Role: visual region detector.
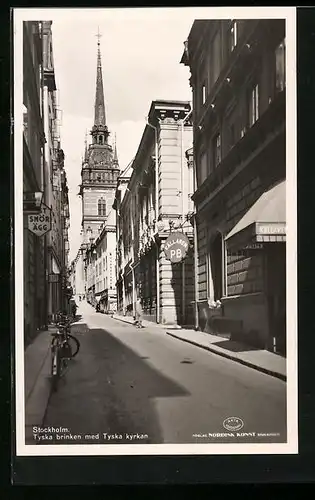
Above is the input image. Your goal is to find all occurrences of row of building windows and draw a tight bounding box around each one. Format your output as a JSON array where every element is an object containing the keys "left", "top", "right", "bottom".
[
  {"left": 95, "top": 253, "right": 114, "bottom": 277},
  {"left": 199, "top": 27, "right": 285, "bottom": 111},
  {"left": 199, "top": 20, "right": 242, "bottom": 108},
  {"left": 84, "top": 170, "right": 116, "bottom": 183},
  {"left": 198, "top": 38, "right": 285, "bottom": 186}
]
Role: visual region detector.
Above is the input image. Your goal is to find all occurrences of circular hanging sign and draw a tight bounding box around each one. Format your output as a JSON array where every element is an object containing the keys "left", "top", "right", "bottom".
[{"left": 164, "top": 231, "right": 190, "bottom": 263}]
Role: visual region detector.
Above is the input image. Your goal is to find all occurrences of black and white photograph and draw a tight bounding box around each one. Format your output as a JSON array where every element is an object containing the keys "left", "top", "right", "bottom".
[{"left": 13, "top": 7, "right": 297, "bottom": 457}]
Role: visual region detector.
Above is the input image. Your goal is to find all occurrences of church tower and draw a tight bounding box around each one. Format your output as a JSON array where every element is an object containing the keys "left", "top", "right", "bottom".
[{"left": 79, "top": 31, "right": 120, "bottom": 245}]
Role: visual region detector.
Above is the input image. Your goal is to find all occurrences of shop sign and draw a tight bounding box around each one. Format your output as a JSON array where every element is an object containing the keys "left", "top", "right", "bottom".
[
  {"left": 244, "top": 243, "right": 263, "bottom": 250},
  {"left": 257, "top": 223, "right": 286, "bottom": 235},
  {"left": 28, "top": 204, "right": 52, "bottom": 236},
  {"left": 48, "top": 273, "right": 59, "bottom": 283},
  {"left": 164, "top": 231, "right": 190, "bottom": 263}
]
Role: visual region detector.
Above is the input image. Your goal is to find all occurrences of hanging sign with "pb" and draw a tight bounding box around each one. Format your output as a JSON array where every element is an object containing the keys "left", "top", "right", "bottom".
[
  {"left": 164, "top": 231, "right": 190, "bottom": 263},
  {"left": 27, "top": 203, "right": 52, "bottom": 237}
]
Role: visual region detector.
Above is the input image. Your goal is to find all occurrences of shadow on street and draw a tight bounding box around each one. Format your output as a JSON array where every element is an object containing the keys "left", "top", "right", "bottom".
[
  {"left": 212, "top": 340, "right": 260, "bottom": 353},
  {"left": 41, "top": 325, "right": 190, "bottom": 444}
]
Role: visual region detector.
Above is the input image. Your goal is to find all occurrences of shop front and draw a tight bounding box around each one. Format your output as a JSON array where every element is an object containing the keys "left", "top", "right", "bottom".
[
  {"left": 97, "top": 289, "right": 118, "bottom": 314},
  {"left": 224, "top": 180, "right": 286, "bottom": 355}
]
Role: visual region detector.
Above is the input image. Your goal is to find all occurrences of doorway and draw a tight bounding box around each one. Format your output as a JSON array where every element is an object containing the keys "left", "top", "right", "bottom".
[
  {"left": 266, "top": 244, "right": 286, "bottom": 356},
  {"left": 210, "top": 232, "right": 223, "bottom": 301}
]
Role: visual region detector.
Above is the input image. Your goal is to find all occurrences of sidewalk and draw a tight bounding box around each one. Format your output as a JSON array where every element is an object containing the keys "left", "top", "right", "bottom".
[
  {"left": 24, "top": 326, "right": 55, "bottom": 442},
  {"left": 24, "top": 315, "right": 89, "bottom": 443},
  {"left": 112, "top": 313, "right": 182, "bottom": 329},
  {"left": 113, "top": 314, "right": 286, "bottom": 381}
]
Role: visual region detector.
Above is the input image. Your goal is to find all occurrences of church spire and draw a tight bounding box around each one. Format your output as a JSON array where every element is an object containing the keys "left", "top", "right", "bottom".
[
  {"left": 113, "top": 133, "right": 119, "bottom": 167},
  {"left": 91, "top": 27, "right": 109, "bottom": 145}
]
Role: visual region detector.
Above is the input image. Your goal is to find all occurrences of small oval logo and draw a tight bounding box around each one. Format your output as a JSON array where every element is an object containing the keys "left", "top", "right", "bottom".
[{"left": 223, "top": 417, "right": 244, "bottom": 432}]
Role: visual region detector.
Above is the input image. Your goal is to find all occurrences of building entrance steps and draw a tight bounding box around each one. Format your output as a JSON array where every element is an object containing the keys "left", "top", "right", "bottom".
[{"left": 113, "top": 314, "right": 287, "bottom": 381}]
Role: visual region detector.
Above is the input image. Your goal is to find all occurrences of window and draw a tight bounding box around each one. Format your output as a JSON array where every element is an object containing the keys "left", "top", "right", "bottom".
[
  {"left": 227, "top": 105, "right": 238, "bottom": 149},
  {"left": 249, "top": 83, "right": 259, "bottom": 127},
  {"left": 202, "top": 84, "right": 207, "bottom": 105},
  {"left": 211, "top": 30, "right": 221, "bottom": 87},
  {"left": 23, "top": 103, "right": 28, "bottom": 139},
  {"left": 212, "top": 132, "right": 221, "bottom": 170},
  {"left": 199, "top": 151, "right": 208, "bottom": 185},
  {"left": 228, "top": 123, "right": 236, "bottom": 149},
  {"left": 275, "top": 39, "right": 285, "bottom": 92},
  {"left": 98, "top": 198, "right": 106, "bottom": 216},
  {"left": 229, "top": 21, "right": 238, "bottom": 52}
]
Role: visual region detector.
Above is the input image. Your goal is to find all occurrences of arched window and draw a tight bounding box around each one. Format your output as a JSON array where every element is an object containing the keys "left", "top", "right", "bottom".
[
  {"left": 98, "top": 198, "right": 106, "bottom": 216},
  {"left": 99, "top": 135, "right": 103, "bottom": 145}
]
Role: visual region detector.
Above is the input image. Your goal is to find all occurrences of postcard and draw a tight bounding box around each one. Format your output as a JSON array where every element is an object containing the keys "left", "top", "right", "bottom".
[{"left": 13, "top": 6, "right": 297, "bottom": 460}]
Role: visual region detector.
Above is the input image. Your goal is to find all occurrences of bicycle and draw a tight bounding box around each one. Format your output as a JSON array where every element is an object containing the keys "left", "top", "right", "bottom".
[{"left": 50, "top": 314, "right": 80, "bottom": 392}]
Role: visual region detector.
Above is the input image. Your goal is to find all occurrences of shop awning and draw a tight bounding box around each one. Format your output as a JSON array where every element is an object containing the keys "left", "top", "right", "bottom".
[{"left": 225, "top": 180, "right": 286, "bottom": 252}]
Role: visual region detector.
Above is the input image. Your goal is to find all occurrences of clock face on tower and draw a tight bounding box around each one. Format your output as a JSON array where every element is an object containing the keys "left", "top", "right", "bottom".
[{"left": 90, "top": 148, "right": 112, "bottom": 167}]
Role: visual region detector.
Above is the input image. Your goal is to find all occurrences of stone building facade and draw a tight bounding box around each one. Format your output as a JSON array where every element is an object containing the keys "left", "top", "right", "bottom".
[
  {"left": 23, "top": 21, "right": 70, "bottom": 344},
  {"left": 70, "top": 247, "right": 85, "bottom": 300},
  {"left": 113, "top": 161, "right": 133, "bottom": 314},
  {"left": 114, "top": 100, "right": 194, "bottom": 326},
  {"left": 42, "top": 21, "right": 70, "bottom": 320},
  {"left": 181, "top": 19, "right": 286, "bottom": 354},
  {"left": 23, "top": 21, "right": 46, "bottom": 345}
]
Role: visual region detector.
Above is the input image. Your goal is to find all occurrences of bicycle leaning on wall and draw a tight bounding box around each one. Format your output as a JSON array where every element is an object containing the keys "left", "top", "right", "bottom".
[{"left": 50, "top": 312, "right": 80, "bottom": 392}]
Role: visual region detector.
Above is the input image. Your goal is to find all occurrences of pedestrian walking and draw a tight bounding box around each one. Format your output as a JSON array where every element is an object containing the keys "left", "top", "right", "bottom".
[
  {"left": 135, "top": 298, "right": 144, "bottom": 328},
  {"left": 71, "top": 301, "right": 77, "bottom": 319}
]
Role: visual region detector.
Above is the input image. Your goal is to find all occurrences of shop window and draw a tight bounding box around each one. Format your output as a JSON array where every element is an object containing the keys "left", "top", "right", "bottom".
[
  {"left": 248, "top": 83, "right": 259, "bottom": 127},
  {"left": 275, "top": 39, "right": 286, "bottom": 93}
]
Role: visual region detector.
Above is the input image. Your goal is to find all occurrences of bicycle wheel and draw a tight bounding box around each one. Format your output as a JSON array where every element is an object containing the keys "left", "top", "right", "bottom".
[
  {"left": 59, "top": 355, "right": 70, "bottom": 379},
  {"left": 51, "top": 347, "right": 60, "bottom": 392},
  {"left": 67, "top": 333, "right": 80, "bottom": 358}
]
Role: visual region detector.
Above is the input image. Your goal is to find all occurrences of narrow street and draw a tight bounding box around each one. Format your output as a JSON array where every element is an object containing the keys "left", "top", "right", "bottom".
[{"left": 37, "top": 302, "right": 287, "bottom": 445}]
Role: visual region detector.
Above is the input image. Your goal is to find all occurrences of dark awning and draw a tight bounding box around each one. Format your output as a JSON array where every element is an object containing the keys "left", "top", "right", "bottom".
[{"left": 225, "top": 180, "right": 286, "bottom": 252}]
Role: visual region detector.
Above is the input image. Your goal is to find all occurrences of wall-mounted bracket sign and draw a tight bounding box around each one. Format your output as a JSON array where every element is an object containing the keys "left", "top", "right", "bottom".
[
  {"left": 164, "top": 231, "right": 190, "bottom": 263},
  {"left": 27, "top": 203, "right": 52, "bottom": 236}
]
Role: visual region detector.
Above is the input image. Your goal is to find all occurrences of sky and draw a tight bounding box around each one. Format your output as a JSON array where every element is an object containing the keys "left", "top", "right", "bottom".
[{"left": 48, "top": 8, "right": 210, "bottom": 263}]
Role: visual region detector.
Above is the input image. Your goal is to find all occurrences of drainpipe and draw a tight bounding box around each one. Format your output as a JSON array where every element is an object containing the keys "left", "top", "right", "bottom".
[
  {"left": 146, "top": 119, "right": 160, "bottom": 324},
  {"left": 180, "top": 108, "right": 192, "bottom": 326},
  {"left": 192, "top": 152, "right": 199, "bottom": 330},
  {"left": 129, "top": 191, "right": 136, "bottom": 318}
]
